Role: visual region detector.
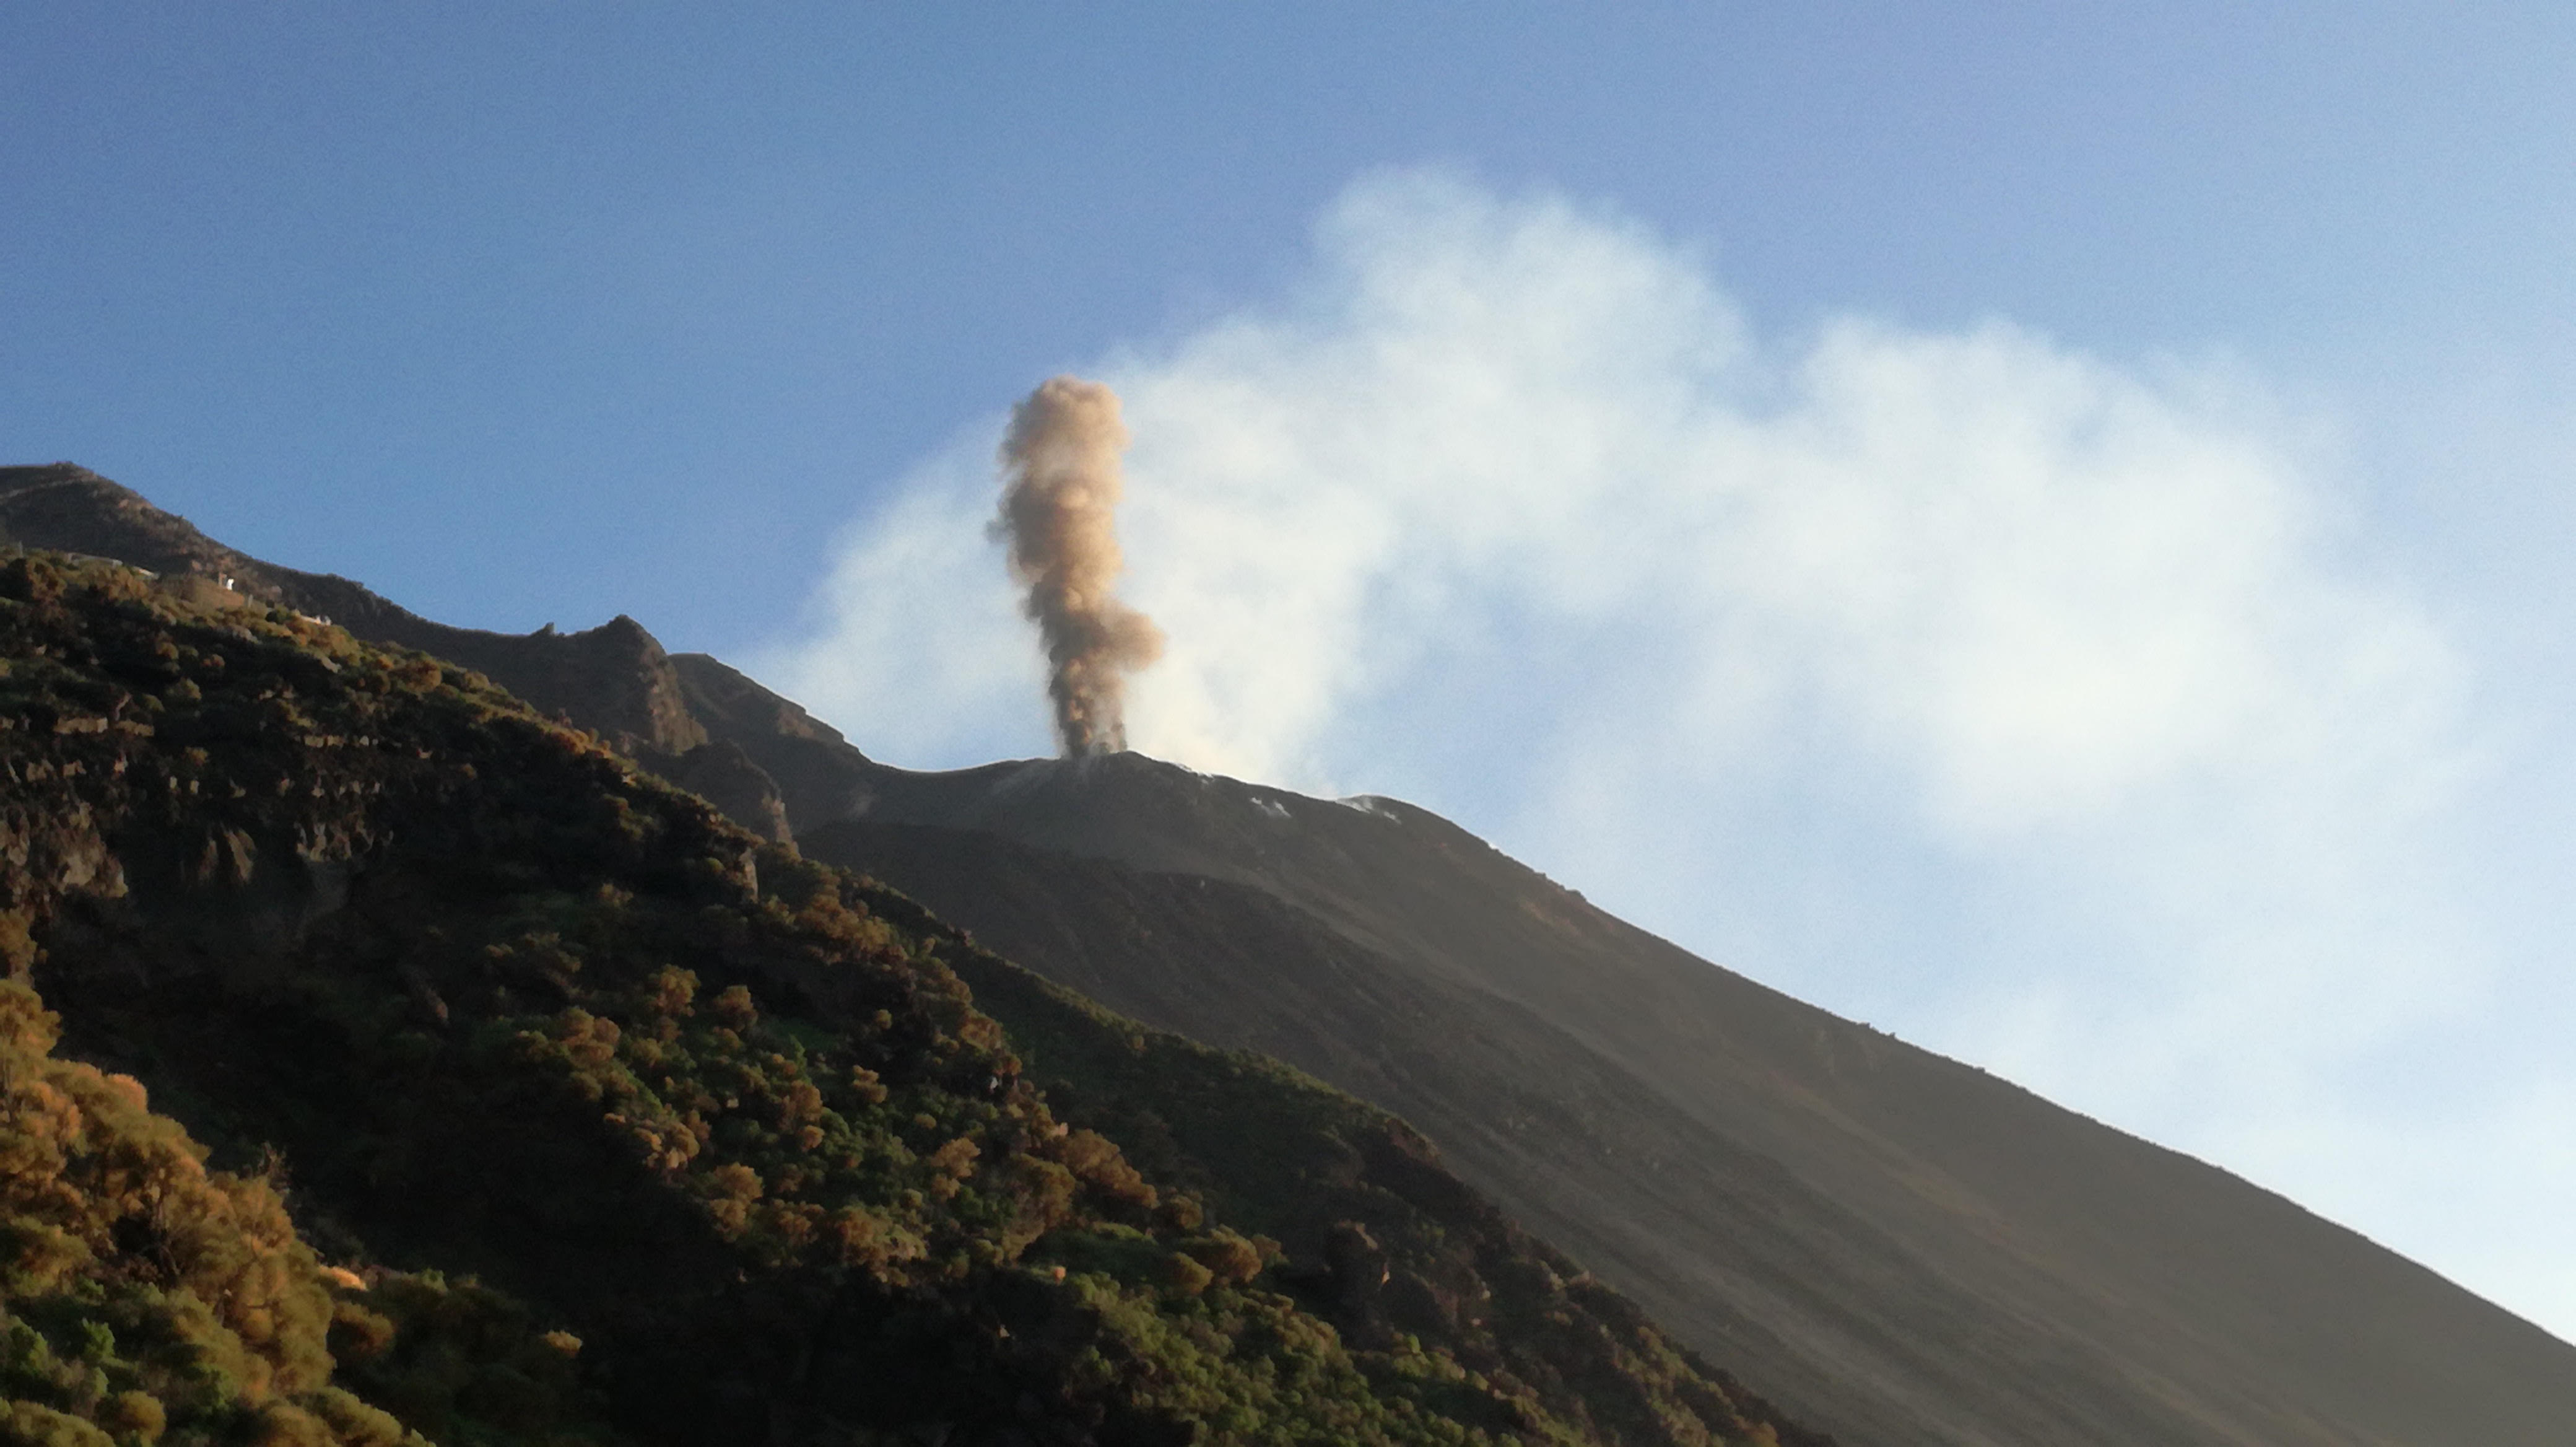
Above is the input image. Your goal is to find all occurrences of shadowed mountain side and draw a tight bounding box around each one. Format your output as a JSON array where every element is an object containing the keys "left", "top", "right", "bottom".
[
  {"left": 668, "top": 652, "right": 882, "bottom": 834},
  {"left": 806, "top": 756, "right": 2576, "bottom": 1447}
]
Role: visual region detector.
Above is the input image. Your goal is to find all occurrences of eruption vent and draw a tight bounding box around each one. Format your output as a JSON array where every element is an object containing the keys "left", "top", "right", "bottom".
[{"left": 995, "top": 376, "right": 1164, "bottom": 756}]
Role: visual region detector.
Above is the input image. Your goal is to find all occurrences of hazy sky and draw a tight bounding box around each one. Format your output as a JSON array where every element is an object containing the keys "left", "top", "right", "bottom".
[{"left": 11, "top": 6, "right": 2576, "bottom": 1340}]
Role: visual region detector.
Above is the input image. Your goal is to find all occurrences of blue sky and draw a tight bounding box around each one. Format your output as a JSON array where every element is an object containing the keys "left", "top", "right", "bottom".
[
  {"left": 11, "top": 5, "right": 2576, "bottom": 1338},
  {"left": 12, "top": 4, "right": 2573, "bottom": 651}
]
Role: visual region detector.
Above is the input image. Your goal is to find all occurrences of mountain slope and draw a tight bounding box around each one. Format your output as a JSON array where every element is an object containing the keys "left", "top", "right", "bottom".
[
  {"left": 0, "top": 547, "right": 1820, "bottom": 1445},
  {"left": 18, "top": 463, "right": 2576, "bottom": 1444},
  {"left": 799, "top": 753, "right": 2576, "bottom": 1447}
]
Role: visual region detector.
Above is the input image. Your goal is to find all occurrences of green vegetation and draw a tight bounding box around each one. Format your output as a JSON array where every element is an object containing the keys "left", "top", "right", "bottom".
[
  {"left": 0, "top": 976, "right": 614, "bottom": 1447},
  {"left": 0, "top": 551, "right": 1821, "bottom": 1446}
]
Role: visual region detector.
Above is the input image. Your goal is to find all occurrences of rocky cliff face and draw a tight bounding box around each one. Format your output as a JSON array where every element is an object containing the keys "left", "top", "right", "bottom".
[{"left": 666, "top": 652, "right": 881, "bottom": 836}]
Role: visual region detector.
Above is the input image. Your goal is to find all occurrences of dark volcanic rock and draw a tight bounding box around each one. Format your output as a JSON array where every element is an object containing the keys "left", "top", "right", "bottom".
[
  {"left": 668, "top": 652, "right": 879, "bottom": 834},
  {"left": 656, "top": 738, "right": 794, "bottom": 843}
]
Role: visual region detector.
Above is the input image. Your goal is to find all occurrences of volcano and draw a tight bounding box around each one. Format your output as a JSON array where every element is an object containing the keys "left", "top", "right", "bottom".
[{"left": 9, "top": 460, "right": 2576, "bottom": 1446}]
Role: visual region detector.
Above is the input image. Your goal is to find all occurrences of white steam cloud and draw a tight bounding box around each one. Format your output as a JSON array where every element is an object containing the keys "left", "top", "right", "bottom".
[{"left": 759, "top": 172, "right": 2576, "bottom": 1337}]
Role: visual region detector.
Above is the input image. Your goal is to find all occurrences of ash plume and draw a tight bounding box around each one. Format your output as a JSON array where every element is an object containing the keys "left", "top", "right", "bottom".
[{"left": 995, "top": 375, "right": 1164, "bottom": 756}]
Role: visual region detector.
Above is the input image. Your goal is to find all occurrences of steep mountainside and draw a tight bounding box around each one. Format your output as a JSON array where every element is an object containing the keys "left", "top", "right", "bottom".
[
  {"left": 666, "top": 653, "right": 880, "bottom": 837},
  {"left": 799, "top": 754, "right": 2576, "bottom": 1447},
  {"left": 0, "top": 549, "right": 1821, "bottom": 1445}
]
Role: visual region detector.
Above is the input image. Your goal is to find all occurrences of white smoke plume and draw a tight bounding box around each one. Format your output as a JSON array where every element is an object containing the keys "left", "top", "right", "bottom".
[
  {"left": 755, "top": 172, "right": 2576, "bottom": 1339},
  {"left": 993, "top": 376, "right": 1164, "bottom": 755}
]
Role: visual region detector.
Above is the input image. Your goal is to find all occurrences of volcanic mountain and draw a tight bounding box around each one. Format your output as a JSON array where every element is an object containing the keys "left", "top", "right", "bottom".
[
  {"left": 9, "top": 461, "right": 2576, "bottom": 1445},
  {"left": 0, "top": 473, "right": 1824, "bottom": 1444}
]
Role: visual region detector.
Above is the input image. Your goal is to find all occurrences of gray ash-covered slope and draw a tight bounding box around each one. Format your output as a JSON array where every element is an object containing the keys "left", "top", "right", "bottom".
[{"left": 800, "top": 753, "right": 2576, "bottom": 1447}]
